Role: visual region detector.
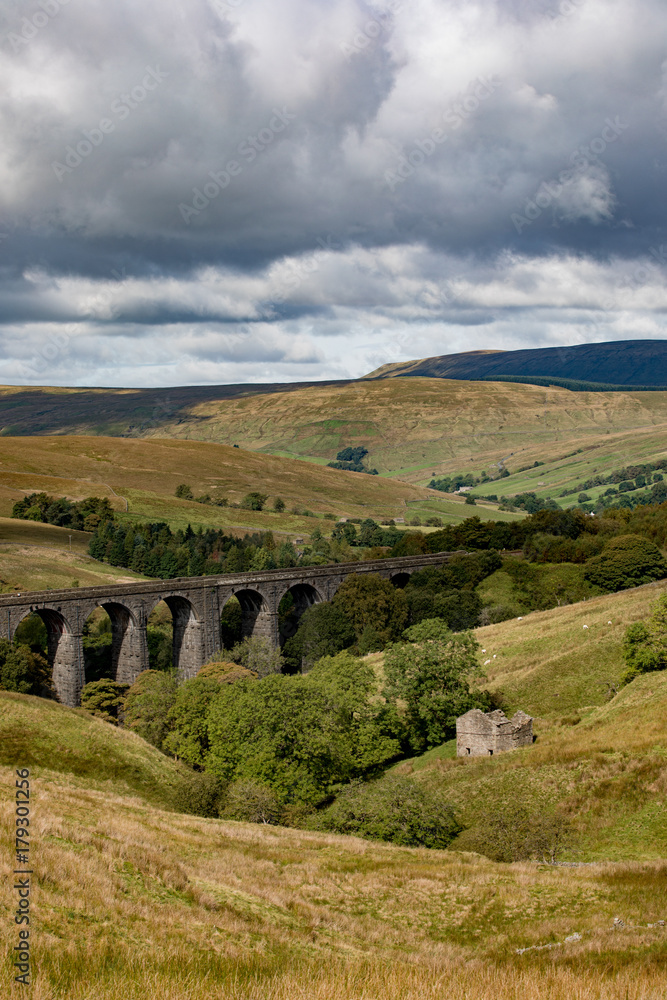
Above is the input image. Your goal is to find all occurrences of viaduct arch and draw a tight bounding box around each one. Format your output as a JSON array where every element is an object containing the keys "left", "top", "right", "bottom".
[{"left": 0, "top": 551, "right": 462, "bottom": 707}]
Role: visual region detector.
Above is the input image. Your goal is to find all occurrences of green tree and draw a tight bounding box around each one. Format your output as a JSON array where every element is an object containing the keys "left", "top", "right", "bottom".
[
  {"left": 621, "top": 593, "right": 667, "bottom": 685},
  {"left": 273, "top": 497, "right": 286, "bottom": 512},
  {"left": 241, "top": 492, "right": 268, "bottom": 511},
  {"left": 584, "top": 534, "right": 667, "bottom": 592},
  {"left": 80, "top": 679, "right": 127, "bottom": 723},
  {"left": 175, "top": 484, "right": 194, "bottom": 499},
  {"left": 227, "top": 636, "right": 283, "bottom": 677},
  {"left": 282, "top": 602, "right": 355, "bottom": 672},
  {"left": 383, "top": 619, "right": 484, "bottom": 753},
  {"left": 0, "top": 639, "right": 52, "bottom": 696},
  {"left": 123, "top": 670, "right": 178, "bottom": 750},
  {"left": 332, "top": 573, "right": 408, "bottom": 647}
]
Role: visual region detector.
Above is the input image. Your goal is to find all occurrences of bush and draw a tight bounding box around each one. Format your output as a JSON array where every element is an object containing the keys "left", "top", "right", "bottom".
[
  {"left": 175, "top": 484, "right": 194, "bottom": 499},
  {"left": 221, "top": 780, "right": 282, "bottom": 824},
  {"left": 315, "top": 775, "right": 462, "bottom": 848},
  {"left": 174, "top": 769, "right": 225, "bottom": 818},
  {"left": 455, "top": 804, "right": 573, "bottom": 863},
  {"left": 273, "top": 497, "right": 286, "bottom": 512},
  {"left": 584, "top": 534, "right": 667, "bottom": 592}
]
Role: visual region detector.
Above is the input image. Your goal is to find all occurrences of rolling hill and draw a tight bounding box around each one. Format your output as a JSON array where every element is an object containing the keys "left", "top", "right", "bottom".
[
  {"left": 364, "top": 339, "right": 667, "bottom": 387},
  {"left": 2, "top": 581, "right": 667, "bottom": 997},
  {"left": 3, "top": 379, "right": 667, "bottom": 493}
]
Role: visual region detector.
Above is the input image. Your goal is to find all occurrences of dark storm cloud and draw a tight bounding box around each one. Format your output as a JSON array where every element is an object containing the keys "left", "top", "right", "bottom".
[{"left": 0, "top": 0, "right": 666, "bottom": 385}]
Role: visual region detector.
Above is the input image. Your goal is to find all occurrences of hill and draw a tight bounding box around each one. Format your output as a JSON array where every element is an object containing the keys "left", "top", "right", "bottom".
[
  {"left": 0, "top": 434, "right": 524, "bottom": 537},
  {"left": 382, "top": 580, "right": 667, "bottom": 863},
  {"left": 3, "top": 379, "right": 667, "bottom": 492},
  {"left": 364, "top": 340, "right": 667, "bottom": 387},
  {"left": 1, "top": 688, "right": 665, "bottom": 998}
]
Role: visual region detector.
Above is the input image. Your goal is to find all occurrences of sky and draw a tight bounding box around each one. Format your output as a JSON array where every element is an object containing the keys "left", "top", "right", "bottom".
[{"left": 0, "top": 0, "right": 666, "bottom": 387}]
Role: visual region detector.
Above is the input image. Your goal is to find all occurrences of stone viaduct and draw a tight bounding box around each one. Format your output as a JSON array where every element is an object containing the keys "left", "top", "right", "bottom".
[{"left": 0, "top": 551, "right": 464, "bottom": 707}]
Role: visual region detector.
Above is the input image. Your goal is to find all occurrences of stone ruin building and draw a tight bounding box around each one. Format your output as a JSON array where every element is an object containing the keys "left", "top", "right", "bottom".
[{"left": 456, "top": 708, "right": 533, "bottom": 757}]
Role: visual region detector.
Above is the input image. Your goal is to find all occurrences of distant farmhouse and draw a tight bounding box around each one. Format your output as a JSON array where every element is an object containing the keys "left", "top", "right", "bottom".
[{"left": 456, "top": 709, "right": 533, "bottom": 757}]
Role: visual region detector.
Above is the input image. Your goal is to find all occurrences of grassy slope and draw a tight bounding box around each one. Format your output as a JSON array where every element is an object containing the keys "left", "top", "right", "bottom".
[
  {"left": 0, "top": 434, "right": 525, "bottom": 534},
  {"left": 1, "top": 694, "right": 666, "bottom": 998},
  {"left": 2, "top": 379, "right": 667, "bottom": 492},
  {"left": 0, "top": 517, "right": 149, "bottom": 593},
  {"left": 389, "top": 581, "right": 667, "bottom": 863}
]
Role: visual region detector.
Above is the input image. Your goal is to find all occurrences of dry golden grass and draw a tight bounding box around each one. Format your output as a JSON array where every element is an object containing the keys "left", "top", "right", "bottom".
[{"left": 1, "top": 762, "right": 666, "bottom": 999}]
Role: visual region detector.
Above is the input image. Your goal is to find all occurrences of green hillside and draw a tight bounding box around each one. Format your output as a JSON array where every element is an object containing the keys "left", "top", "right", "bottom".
[
  {"left": 1, "top": 683, "right": 666, "bottom": 999},
  {"left": 386, "top": 581, "right": 667, "bottom": 863}
]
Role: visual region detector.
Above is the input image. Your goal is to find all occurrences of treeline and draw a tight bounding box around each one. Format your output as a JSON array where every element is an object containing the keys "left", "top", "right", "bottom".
[{"left": 12, "top": 493, "right": 115, "bottom": 531}]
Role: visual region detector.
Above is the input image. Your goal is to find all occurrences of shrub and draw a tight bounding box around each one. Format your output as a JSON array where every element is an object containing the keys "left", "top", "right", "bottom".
[
  {"left": 315, "top": 775, "right": 462, "bottom": 848},
  {"left": 455, "top": 804, "right": 573, "bottom": 863},
  {"left": 273, "top": 497, "right": 286, "bottom": 512},
  {"left": 584, "top": 534, "right": 667, "bottom": 592},
  {"left": 175, "top": 484, "right": 194, "bottom": 499},
  {"left": 174, "top": 769, "right": 225, "bottom": 818},
  {"left": 221, "top": 780, "right": 282, "bottom": 824}
]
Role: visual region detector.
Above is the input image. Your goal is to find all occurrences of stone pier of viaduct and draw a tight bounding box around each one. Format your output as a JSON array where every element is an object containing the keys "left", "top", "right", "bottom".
[{"left": 0, "top": 551, "right": 463, "bottom": 707}]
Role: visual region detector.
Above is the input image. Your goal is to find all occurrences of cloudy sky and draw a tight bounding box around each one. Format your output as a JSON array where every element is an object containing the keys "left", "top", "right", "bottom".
[{"left": 0, "top": 0, "right": 666, "bottom": 387}]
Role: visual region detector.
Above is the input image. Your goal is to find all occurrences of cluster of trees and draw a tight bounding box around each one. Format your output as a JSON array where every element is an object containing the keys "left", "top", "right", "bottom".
[
  {"left": 80, "top": 618, "right": 489, "bottom": 847},
  {"left": 282, "top": 558, "right": 500, "bottom": 670},
  {"left": 560, "top": 459, "right": 667, "bottom": 496},
  {"left": 11, "top": 493, "right": 114, "bottom": 532},
  {"left": 327, "top": 446, "right": 378, "bottom": 475},
  {"left": 0, "top": 636, "right": 51, "bottom": 696},
  {"left": 175, "top": 485, "right": 288, "bottom": 512},
  {"left": 496, "top": 491, "right": 560, "bottom": 514},
  {"left": 88, "top": 520, "right": 309, "bottom": 578}
]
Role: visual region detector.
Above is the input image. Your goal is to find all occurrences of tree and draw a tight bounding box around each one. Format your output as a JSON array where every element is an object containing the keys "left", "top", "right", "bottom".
[
  {"left": 175, "top": 484, "right": 194, "bottom": 499},
  {"left": 227, "top": 636, "right": 283, "bottom": 677},
  {"left": 0, "top": 639, "right": 52, "bottom": 696},
  {"left": 241, "top": 492, "right": 268, "bottom": 511},
  {"left": 332, "top": 573, "right": 408, "bottom": 646},
  {"left": 621, "top": 594, "right": 667, "bottom": 685},
  {"left": 80, "top": 679, "right": 127, "bottom": 723},
  {"left": 282, "top": 602, "right": 356, "bottom": 672},
  {"left": 123, "top": 670, "right": 178, "bottom": 749},
  {"left": 383, "top": 619, "right": 484, "bottom": 752},
  {"left": 273, "top": 497, "right": 286, "bottom": 512},
  {"left": 584, "top": 534, "right": 667, "bottom": 592},
  {"left": 315, "top": 775, "right": 462, "bottom": 848}
]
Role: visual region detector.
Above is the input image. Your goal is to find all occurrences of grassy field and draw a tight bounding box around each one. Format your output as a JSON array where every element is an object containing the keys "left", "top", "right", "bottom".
[
  {"left": 2, "top": 379, "right": 667, "bottom": 490},
  {"left": 1, "top": 688, "right": 667, "bottom": 998},
  {"left": 373, "top": 580, "right": 667, "bottom": 865},
  {"left": 0, "top": 517, "right": 148, "bottom": 593}
]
